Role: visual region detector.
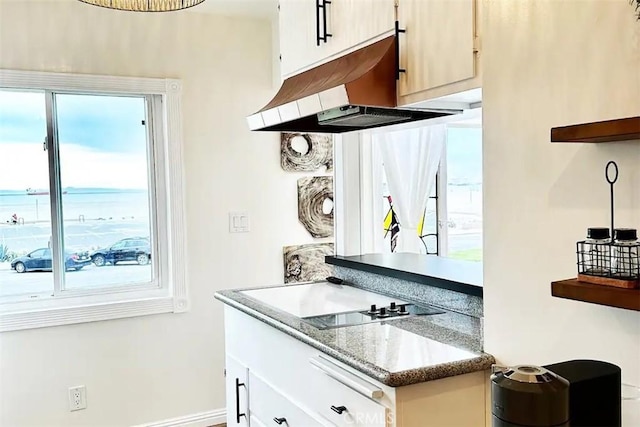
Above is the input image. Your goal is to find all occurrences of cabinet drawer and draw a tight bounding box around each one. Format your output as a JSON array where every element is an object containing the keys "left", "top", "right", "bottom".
[
  {"left": 308, "top": 356, "right": 388, "bottom": 427},
  {"left": 225, "top": 356, "right": 249, "bottom": 427},
  {"left": 249, "top": 372, "right": 327, "bottom": 427},
  {"left": 249, "top": 415, "right": 268, "bottom": 427}
]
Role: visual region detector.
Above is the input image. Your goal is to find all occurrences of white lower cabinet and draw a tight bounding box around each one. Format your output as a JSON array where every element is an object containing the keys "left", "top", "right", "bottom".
[
  {"left": 224, "top": 306, "right": 487, "bottom": 427},
  {"left": 308, "top": 356, "right": 387, "bottom": 427},
  {"left": 225, "top": 355, "right": 249, "bottom": 427},
  {"left": 249, "top": 415, "right": 268, "bottom": 427},
  {"left": 250, "top": 371, "right": 325, "bottom": 426}
]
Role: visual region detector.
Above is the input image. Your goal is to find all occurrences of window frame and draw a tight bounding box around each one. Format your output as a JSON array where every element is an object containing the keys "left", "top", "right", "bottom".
[
  {"left": 46, "top": 91, "right": 162, "bottom": 296},
  {"left": 0, "top": 70, "right": 188, "bottom": 332},
  {"left": 336, "top": 109, "right": 481, "bottom": 257}
]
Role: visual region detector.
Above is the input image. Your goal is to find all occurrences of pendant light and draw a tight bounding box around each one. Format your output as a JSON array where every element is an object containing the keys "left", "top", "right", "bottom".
[{"left": 78, "top": 0, "right": 206, "bottom": 12}]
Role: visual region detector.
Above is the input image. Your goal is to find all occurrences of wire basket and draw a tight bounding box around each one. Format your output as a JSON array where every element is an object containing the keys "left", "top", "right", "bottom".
[
  {"left": 577, "top": 240, "right": 640, "bottom": 287},
  {"left": 577, "top": 162, "right": 640, "bottom": 288}
]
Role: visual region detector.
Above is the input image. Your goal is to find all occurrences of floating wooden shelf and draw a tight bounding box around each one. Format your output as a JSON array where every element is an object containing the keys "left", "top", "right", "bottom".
[
  {"left": 551, "top": 116, "right": 640, "bottom": 143},
  {"left": 551, "top": 278, "right": 640, "bottom": 311}
]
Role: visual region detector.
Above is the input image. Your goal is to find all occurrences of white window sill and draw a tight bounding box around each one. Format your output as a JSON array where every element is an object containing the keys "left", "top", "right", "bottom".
[{"left": 0, "top": 295, "right": 187, "bottom": 332}]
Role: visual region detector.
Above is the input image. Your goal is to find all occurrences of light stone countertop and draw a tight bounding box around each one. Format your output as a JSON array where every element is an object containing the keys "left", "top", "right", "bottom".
[{"left": 215, "top": 282, "right": 494, "bottom": 387}]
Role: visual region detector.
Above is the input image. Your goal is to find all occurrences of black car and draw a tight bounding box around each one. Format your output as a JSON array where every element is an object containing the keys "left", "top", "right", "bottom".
[
  {"left": 91, "top": 238, "right": 151, "bottom": 267},
  {"left": 11, "top": 248, "right": 92, "bottom": 273}
]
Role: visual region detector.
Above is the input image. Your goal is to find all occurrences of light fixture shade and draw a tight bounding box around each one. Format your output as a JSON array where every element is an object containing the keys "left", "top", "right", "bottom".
[{"left": 78, "top": 0, "right": 206, "bottom": 12}]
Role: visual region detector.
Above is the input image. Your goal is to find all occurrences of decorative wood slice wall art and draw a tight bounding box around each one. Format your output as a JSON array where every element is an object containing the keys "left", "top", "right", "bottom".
[
  {"left": 283, "top": 243, "right": 335, "bottom": 284},
  {"left": 281, "top": 133, "right": 333, "bottom": 172},
  {"left": 297, "top": 176, "right": 334, "bottom": 238}
]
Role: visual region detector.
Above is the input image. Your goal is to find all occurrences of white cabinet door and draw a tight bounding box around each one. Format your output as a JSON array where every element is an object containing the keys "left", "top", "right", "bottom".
[
  {"left": 250, "top": 371, "right": 327, "bottom": 426},
  {"left": 279, "top": 0, "right": 394, "bottom": 78},
  {"left": 398, "top": 0, "right": 476, "bottom": 97},
  {"left": 279, "top": 0, "right": 329, "bottom": 77},
  {"left": 225, "top": 355, "right": 249, "bottom": 427},
  {"left": 327, "top": 0, "right": 395, "bottom": 57},
  {"left": 249, "top": 415, "right": 268, "bottom": 427}
]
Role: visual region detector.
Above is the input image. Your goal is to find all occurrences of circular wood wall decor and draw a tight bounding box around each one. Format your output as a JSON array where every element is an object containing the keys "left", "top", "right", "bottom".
[
  {"left": 283, "top": 243, "right": 335, "bottom": 284},
  {"left": 297, "top": 176, "right": 334, "bottom": 238},
  {"left": 281, "top": 133, "right": 333, "bottom": 172}
]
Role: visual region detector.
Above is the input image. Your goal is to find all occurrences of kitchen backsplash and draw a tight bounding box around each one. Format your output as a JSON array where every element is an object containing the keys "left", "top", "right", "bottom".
[{"left": 333, "top": 265, "right": 484, "bottom": 318}]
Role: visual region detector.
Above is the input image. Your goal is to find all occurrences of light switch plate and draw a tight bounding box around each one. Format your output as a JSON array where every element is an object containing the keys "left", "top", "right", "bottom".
[{"left": 229, "top": 211, "right": 250, "bottom": 233}]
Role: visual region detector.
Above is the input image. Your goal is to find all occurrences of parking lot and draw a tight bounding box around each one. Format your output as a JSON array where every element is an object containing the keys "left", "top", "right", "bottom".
[{"left": 0, "top": 262, "right": 153, "bottom": 297}]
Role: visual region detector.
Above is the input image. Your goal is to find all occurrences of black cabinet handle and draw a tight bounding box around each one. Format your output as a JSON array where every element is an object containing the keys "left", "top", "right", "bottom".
[
  {"left": 315, "top": 0, "right": 321, "bottom": 46},
  {"left": 395, "top": 20, "right": 406, "bottom": 80},
  {"left": 331, "top": 405, "right": 347, "bottom": 414},
  {"left": 321, "top": 0, "right": 332, "bottom": 43},
  {"left": 235, "top": 378, "right": 246, "bottom": 423},
  {"left": 273, "top": 417, "right": 287, "bottom": 425}
]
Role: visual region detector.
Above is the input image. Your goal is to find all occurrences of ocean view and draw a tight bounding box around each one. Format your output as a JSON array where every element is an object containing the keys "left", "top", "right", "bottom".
[
  {"left": 0, "top": 189, "right": 151, "bottom": 253},
  {"left": 0, "top": 189, "right": 150, "bottom": 224}
]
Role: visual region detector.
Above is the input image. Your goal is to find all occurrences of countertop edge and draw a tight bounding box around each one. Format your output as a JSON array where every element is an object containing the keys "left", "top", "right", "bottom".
[
  {"left": 325, "top": 255, "right": 483, "bottom": 298},
  {"left": 214, "top": 291, "right": 495, "bottom": 387}
]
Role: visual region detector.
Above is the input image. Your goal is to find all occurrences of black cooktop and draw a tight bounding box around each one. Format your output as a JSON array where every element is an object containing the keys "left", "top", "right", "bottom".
[{"left": 302, "top": 302, "right": 445, "bottom": 330}]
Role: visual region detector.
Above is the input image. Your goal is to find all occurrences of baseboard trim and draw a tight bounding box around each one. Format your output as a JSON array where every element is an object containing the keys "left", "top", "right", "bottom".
[{"left": 134, "top": 409, "right": 226, "bottom": 427}]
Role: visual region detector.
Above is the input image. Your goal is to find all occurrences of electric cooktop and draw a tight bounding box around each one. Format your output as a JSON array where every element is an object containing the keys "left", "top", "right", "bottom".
[{"left": 302, "top": 302, "right": 445, "bottom": 330}]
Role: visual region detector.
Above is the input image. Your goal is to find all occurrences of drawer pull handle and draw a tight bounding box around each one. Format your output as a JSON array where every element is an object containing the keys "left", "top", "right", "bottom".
[
  {"left": 315, "top": 0, "right": 321, "bottom": 46},
  {"left": 235, "top": 378, "right": 246, "bottom": 423},
  {"left": 320, "top": 0, "right": 332, "bottom": 43},
  {"left": 331, "top": 405, "right": 347, "bottom": 414},
  {"left": 395, "top": 20, "right": 407, "bottom": 80},
  {"left": 273, "top": 417, "right": 287, "bottom": 425},
  {"left": 309, "top": 356, "right": 384, "bottom": 399}
]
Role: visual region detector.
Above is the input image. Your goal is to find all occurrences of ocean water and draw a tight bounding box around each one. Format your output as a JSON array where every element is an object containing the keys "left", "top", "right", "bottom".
[
  {"left": 0, "top": 190, "right": 151, "bottom": 252},
  {"left": 0, "top": 190, "right": 150, "bottom": 224}
]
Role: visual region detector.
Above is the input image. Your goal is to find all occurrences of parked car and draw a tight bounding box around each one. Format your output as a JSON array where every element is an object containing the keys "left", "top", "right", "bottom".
[
  {"left": 11, "top": 248, "right": 92, "bottom": 273},
  {"left": 91, "top": 237, "right": 151, "bottom": 267}
]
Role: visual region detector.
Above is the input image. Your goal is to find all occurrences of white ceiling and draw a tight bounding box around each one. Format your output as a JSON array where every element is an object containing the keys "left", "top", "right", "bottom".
[{"left": 190, "top": 0, "right": 277, "bottom": 19}]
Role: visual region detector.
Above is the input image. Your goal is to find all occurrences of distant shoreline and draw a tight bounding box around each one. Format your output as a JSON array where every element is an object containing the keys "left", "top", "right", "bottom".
[{"left": 0, "top": 188, "right": 147, "bottom": 196}]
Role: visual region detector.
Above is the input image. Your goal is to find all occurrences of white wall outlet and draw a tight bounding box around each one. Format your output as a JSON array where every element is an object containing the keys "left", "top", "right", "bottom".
[
  {"left": 68, "top": 385, "right": 87, "bottom": 411},
  {"left": 229, "top": 211, "right": 250, "bottom": 233}
]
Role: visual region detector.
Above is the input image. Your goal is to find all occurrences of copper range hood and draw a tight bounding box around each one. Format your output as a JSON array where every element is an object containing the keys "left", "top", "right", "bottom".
[{"left": 247, "top": 36, "right": 459, "bottom": 134}]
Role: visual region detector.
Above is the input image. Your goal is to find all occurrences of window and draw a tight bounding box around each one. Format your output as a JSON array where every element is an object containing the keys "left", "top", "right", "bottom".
[
  {"left": 0, "top": 70, "right": 187, "bottom": 331},
  {"left": 442, "top": 125, "right": 482, "bottom": 262},
  {"left": 381, "top": 170, "right": 439, "bottom": 254},
  {"left": 30, "top": 249, "right": 47, "bottom": 258},
  {"left": 359, "top": 118, "right": 482, "bottom": 261}
]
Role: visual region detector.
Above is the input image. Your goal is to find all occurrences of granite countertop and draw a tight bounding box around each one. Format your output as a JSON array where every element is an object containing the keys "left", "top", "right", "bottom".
[
  {"left": 326, "top": 253, "right": 483, "bottom": 297},
  {"left": 215, "top": 282, "right": 495, "bottom": 387}
]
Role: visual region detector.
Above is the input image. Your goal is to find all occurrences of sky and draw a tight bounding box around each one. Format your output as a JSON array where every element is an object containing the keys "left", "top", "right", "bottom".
[
  {"left": 0, "top": 90, "right": 149, "bottom": 191},
  {"left": 446, "top": 127, "right": 482, "bottom": 185}
]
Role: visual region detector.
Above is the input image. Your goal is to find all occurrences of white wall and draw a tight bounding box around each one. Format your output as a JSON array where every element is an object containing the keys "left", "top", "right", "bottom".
[
  {"left": 483, "top": 0, "right": 640, "bottom": 412},
  {"left": 0, "top": 1, "right": 320, "bottom": 425}
]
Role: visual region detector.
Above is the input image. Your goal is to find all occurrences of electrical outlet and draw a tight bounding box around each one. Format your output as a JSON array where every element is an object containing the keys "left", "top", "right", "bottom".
[{"left": 68, "top": 385, "right": 87, "bottom": 411}]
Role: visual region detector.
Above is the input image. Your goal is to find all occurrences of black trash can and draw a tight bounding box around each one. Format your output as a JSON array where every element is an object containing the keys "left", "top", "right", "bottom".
[{"left": 491, "top": 365, "right": 570, "bottom": 427}]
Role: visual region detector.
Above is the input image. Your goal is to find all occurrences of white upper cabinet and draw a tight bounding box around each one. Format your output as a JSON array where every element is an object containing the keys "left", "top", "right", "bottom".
[
  {"left": 397, "top": 0, "right": 480, "bottom": 103},
  {"left": 278, "top": 0, "right": 395, "bottom": 78},
  {"left": 279, "top": 0, "right": 330, "bottom": 77},
  {"left": 327, "top": 0, "right": 396, "bottom": 57}
]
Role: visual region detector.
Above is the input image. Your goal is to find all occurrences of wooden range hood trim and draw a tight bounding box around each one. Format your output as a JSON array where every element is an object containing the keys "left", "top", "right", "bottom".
[
  {"left": 257, "top": 36, "right": 397, "bottom": 114},
  {"left": 551, "top": 116, "right": 640, "bottom": 143}
]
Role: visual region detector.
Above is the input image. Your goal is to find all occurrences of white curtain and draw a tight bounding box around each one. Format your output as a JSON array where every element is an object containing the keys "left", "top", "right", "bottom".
[{"left": 374, "top": 125, "right": 447, "bottom": 253}]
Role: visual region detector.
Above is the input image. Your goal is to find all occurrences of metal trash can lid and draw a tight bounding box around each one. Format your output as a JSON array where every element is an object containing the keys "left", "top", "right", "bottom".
[{"left": 499, "top": 365, "right": 562, "bottom": 384}]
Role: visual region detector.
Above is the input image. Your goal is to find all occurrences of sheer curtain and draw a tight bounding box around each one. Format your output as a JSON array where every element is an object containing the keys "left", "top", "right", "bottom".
[{"left": 374, "top": 125, "right": 447, "bottom": 253}]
